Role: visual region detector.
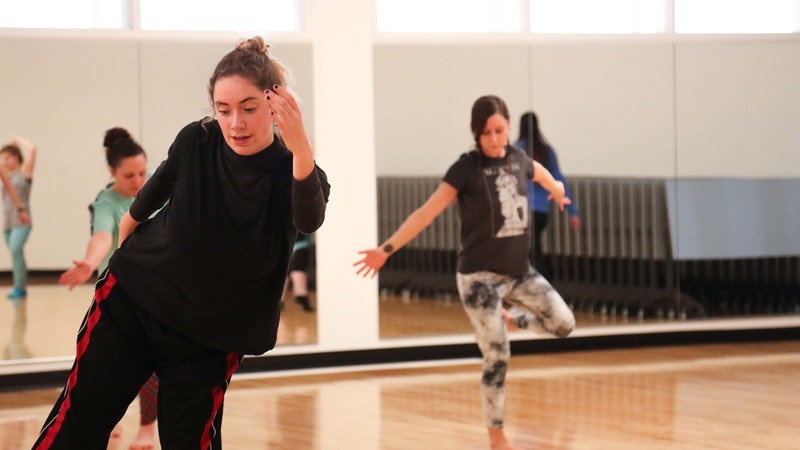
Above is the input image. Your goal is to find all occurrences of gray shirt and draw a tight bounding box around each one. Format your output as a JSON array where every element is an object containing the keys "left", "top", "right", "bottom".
[{"left": 2, "top": 170, "right": 31, "bottom": 229}]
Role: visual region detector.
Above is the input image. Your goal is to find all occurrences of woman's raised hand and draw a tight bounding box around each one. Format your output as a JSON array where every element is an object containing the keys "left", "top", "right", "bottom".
[{"left": 264, "top": 85, "right": 311, "bottom": 156}]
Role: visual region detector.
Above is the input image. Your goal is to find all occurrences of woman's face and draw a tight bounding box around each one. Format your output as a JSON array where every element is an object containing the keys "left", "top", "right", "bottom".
[
  {"left": 479, "top": 113, "right": 510, "bottom": 158},
  {"left": 213, "top": 74, "right": 275, "bottom": 155},
  {"left": 0, "top": 152, "right": 20, "bottom": 172},
  {"left": 110, "top": 154, "right": 148, "bottom": 198}
]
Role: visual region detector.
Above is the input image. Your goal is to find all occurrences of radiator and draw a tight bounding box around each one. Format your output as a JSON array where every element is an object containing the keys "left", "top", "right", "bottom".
[{"left": 376, "top": 176, "right": 800, "bottom": 319}]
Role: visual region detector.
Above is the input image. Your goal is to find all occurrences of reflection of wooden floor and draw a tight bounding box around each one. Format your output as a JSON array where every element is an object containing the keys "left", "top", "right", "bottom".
[
  {"left": 0, "top": 283, "right": 318, "bottom": 361},
  {"left": 1, "top": 341, "right": 798, "bottom": 449},
  {"left": 378, "top": 294, "right": 666, "bottom": 339},
  {"left": 0, "top": 285, "right": 668, "bottom": 362}
]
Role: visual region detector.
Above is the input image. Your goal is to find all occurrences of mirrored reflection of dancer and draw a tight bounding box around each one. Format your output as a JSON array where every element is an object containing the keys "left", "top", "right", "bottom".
[
  {"left": 1, "top": 136, "right": 35, "bottom": 301},
  {"left": 284, "top": 232, "right": 314, "bottom": 312},
  {"left": 3, "top": 292, "right": 30, "bottom": 360},
  {"left": 355, "top": 96, "right": 575, "bottom": 450}
]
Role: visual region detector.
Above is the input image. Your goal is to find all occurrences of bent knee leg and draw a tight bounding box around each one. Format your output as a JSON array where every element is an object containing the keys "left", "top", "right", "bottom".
[{"left": 549, "top": 295, "right": 576, "bottom": 338}]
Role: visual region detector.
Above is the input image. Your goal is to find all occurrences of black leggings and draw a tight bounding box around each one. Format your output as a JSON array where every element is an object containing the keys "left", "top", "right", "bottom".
[{"left": 32, "top": 272, "right": 242, "bottom": 450}]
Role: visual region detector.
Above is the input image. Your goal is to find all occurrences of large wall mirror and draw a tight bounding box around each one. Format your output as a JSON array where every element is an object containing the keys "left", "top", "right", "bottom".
[
  {"left": 0, "top": 36, "right": 318, "bottom": 367},
  {"left": 373, "top": 37, "right": 799, "bottom": 340},
  {"left": 0, "top": 31, "right": 797, "bottom": 379}
]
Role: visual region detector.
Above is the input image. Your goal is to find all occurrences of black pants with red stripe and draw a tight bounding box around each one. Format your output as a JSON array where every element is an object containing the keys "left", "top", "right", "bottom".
[{"left": 32, "top": 272, "right": 242, "bottom": 450}]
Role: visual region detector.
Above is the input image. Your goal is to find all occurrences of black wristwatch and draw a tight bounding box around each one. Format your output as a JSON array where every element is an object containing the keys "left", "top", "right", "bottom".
[{"left": 382, "top": 243, "right": 394, "bottom": 254}]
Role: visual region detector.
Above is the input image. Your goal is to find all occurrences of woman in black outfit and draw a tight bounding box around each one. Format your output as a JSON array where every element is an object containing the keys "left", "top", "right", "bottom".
[{"left": 33, "top": 36, "right": 330, "bottom": 450}]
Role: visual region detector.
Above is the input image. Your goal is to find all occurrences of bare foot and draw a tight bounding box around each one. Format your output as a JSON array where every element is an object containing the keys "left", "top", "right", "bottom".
[
  {"left": 110, "top": 424, "right": 123, "bottom": 438},
  {"left": 490, "top": 438, "right": 523, "bottom": 450},
  {"left": 128, "top": 422, "right": 157, "bottom": 450},
  {"left": 489, "top": 427, "right": 522, "bottom": 450}
]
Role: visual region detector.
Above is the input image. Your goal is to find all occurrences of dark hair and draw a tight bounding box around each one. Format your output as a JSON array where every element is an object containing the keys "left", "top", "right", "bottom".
[
  {"left": 518, "top": 111, "right": 550, "bottom": 166},
  {"left": 208, "top": 36, "right": 289, "bottom": 105},
  {"left": 0, "top": 144, "right": 23, "bottom": 164},
  {"left": 103, "top": 127, "right": 146, "bottom": 168},
  {"left": 470, "top": 95, "right": 510, "bottom": 150}
]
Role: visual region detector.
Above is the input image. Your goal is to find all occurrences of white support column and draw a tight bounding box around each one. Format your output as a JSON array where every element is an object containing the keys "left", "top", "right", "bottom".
[{"left": 306, "top": 0, "right": 380, "bottom": 351}]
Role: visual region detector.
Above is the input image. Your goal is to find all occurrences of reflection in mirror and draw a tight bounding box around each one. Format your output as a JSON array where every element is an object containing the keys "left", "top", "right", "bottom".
[
  {"left": 0, "top": 283, "right": 93, "bottom": 361},
  {"left": 374, "top": 40, "right": 688, "bottom": 340},
  {"left": 374, "top": 43, "right": 538, "bottom": 339},
  {"left": 672, "top": 41, "right": 800, "bottom": 321},
  {"left": 0, "top": 38, "right": 318, "bottom": 366},
  {"left": 278, "top": 236, "right": 318, "bottom": 345},
  {"left": 375, "top": 37, "right": 800, "bottom": 342}
]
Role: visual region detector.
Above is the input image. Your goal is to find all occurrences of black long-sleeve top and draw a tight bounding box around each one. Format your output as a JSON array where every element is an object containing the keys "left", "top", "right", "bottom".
[{"left": 108, "top": 119, "right": 330, "bottom": 355}]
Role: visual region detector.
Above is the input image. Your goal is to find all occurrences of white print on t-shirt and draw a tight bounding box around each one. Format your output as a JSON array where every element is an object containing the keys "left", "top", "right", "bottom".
[
  {"left": 494, "top": 170, "right": 528, "bottom": 238},
  {"left": 483, "top": 163, "right": 521, "bottom": 177}
]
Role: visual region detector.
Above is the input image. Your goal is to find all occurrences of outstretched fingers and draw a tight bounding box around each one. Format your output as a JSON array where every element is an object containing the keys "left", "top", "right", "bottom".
[{"left": 354, "top": 250, "right": 385, "bottom": 279}]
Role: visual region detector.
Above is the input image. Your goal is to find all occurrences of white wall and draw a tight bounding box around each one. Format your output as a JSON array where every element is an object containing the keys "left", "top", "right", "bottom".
[
  {"left": 675, "top": 41, "right": 800, "bottom": 178},
  {"left": 374, "top": 39, "right": 800, "bottom": 179},
  {"left": 1, "top": 34, "right": 799, "bottom": 271},
  {"left": 374, "top": 44, "right": 532, "bottom": 176},
  {"left": 529, "top": 42, "right": 676, "bottom": 178}
]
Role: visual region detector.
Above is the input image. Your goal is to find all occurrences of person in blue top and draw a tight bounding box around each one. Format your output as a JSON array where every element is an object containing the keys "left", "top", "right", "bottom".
[{"left": 515, "top": 111, "right": 580, "bottom": 281}]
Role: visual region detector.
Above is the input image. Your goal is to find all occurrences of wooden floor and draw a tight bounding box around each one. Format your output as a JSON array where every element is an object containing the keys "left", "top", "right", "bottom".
[{"left": 1, "top": 341, "right": 798, "bottom": 449}]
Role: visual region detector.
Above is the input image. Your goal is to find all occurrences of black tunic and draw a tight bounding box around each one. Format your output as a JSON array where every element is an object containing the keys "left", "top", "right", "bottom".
[{"left": 108, "top": 119, "right": 330, "bottom": 355}]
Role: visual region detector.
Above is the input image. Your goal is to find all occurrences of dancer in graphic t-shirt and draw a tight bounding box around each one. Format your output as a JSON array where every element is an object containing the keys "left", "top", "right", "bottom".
[{"left": 355, "top": 95, "right": 575, "bottom": 450}]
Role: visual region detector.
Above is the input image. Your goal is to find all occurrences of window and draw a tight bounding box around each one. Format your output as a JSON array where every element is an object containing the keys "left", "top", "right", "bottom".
[
  {"left": 377, "top": 0, "right": 522, "bottom": 33},
  {"left": 675, "top": 0, "right": 799, "bottom": 33},
  {"left": 530, "top": 0, "right": 665, "bottom": 33},
  {"left": 139, "top": 0, "right": 299, "bottom": 31},
  {"left": 0, "top": 0, "right": 126, "bottom": 29}
]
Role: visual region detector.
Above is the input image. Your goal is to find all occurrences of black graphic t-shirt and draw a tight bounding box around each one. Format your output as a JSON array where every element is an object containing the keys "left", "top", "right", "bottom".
[{"left": 443, "top": 146, "right": 534, "bottom": 276}]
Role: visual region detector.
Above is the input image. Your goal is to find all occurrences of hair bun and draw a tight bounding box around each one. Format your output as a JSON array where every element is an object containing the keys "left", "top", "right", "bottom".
[
  {"left": 235, "top": 36, "right": 269, "bottom": 55},
  {"left": 104, "top": 127, "right": 132, "bottom": 149}
]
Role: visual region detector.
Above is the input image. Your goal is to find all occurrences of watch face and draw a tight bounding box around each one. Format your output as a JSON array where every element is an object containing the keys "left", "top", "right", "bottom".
[{"left": 383, "top": 244, "right": 394, "bottom": 254}]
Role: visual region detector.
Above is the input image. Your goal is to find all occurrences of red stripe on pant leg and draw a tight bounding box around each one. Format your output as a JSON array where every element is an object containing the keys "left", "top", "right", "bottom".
[
  {"left": 139, "top": 385, "right": 158, "bottom": 425},
  {"left": 36, "top": 275, "right": 118, "bottom": 449},
  {"left": 200, "top": 354, "right": 241, "bottom": 449}
]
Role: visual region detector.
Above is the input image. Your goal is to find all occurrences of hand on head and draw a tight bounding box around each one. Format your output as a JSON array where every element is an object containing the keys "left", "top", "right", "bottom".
[{"left": 264, "top": 85, "right": 311, "bottom": 156}]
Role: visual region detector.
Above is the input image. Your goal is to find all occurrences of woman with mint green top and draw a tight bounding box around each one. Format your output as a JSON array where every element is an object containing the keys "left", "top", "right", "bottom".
[
  {"left": 1, "top": 136, "right": 36, "bottom": 301},
  {"left": 58, "top": 127, "right": 159, "bottom": 450},
  {"left": 59, "top": 128, "right": 149, "bottom": 289},
  {"left": 88, "top": 182, "right": 141, "bottom": 275}
]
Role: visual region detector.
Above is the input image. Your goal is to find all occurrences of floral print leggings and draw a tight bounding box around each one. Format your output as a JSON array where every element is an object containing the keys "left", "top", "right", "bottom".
[{"left": 456, "top": 267, "right": 575, "bottom": 428}]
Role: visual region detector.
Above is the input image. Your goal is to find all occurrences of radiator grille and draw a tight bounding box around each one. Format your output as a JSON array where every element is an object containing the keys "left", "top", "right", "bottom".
[{"left": 376, "top": 176, "right": 800, "bottom": 318}]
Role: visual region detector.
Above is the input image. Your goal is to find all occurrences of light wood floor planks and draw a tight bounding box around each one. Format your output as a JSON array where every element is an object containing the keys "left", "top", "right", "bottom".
[{"left": 1, "top": 341, "right": 798, "bottom": 449}]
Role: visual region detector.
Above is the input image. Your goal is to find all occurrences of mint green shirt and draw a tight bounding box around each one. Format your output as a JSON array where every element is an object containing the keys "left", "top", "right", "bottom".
[
  {"left": 90, "top": 185, "right": 135, "bottom": 273},
  {"left": 90, "top": 171, "right": 155, "bottom": 273}
]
